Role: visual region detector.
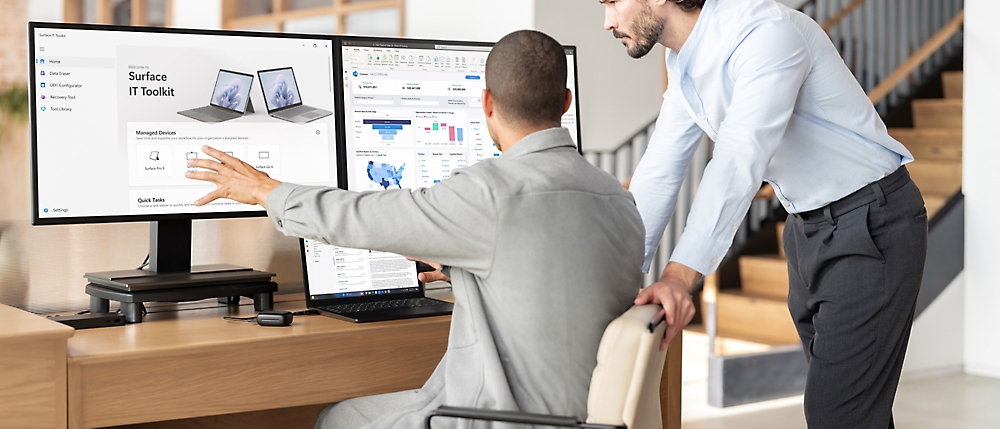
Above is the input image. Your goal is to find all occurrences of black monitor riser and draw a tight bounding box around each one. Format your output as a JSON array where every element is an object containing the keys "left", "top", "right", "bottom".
[{"left": 84, "top": 219, "right": 276, "bottom": 323}]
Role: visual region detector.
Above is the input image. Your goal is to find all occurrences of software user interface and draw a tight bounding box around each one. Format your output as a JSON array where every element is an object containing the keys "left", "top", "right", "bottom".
[
  {"left": 210, "top": 70, "right": 253, "bottom": 112},
  {"left": 258, "top": 68, "right": 303, "bottom": 111},
  {"left": 32, "top": 27, "right": 338, "bottom": 220},
  {"left": 303, "top": 40, "right": 579, "bottom": 300}
]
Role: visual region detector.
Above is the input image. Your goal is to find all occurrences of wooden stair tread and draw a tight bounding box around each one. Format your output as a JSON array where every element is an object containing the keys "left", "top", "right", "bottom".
[
  {"left": 715, "top": 290, "right": 801, "bottom": 345},
  {"left": 912, "top": 99, "right": 963, "bottom": 129},
  {"left": 685, "top": 324, "right": 798, "bottom": 351},
  {"left": 739, "top": 254, "right": 789, "bottom": 301},
  {"left": 907, "top": 159, "right": 962, "bottom": 196},
  {"left": 888, "top": 128, "right": 963, "bottom": 161},
  {"left": 942, "top": 71, "right": 963, "bottom": 99},
  {"left": 924, "top": 194, "right": 949, "bottom": 218}
]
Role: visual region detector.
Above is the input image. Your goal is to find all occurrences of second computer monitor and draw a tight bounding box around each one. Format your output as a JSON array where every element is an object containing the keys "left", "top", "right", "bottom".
[
  {"left": 337, "top": 37, "right": 581, "bottom": 191},
  {"left": 297, "top": 37, "right": 581, "bottom": 300}
]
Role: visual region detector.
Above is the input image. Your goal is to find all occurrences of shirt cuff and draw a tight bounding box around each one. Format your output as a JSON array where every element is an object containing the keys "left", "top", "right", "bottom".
[
  {"left": 668, "top": 229, "right": 730, "bottom": 275},
  {"left": 265, "top": 183, "right": 298, "bottom": 233}
]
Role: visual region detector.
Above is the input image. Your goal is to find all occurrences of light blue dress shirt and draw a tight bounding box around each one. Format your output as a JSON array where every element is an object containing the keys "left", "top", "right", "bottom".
[{"left": 630, "top": 0, "right": 913, "bottom": 275}]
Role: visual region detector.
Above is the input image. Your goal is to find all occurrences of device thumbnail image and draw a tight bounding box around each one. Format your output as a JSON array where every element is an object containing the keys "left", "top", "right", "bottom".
[
  {"left": 177, "top": 69, "right": 254, "bottom": 123},
  {"left": 257, "top": 67, "right": 332, "bottom": 123}
]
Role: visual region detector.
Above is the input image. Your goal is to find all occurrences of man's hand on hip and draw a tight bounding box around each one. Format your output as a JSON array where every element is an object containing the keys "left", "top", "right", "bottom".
[
  {"left": 185, "top": 145, "right": 282, "bottom": 207},
  {"left": 635, "top": 261, "right": 701, "bottom": 351}
]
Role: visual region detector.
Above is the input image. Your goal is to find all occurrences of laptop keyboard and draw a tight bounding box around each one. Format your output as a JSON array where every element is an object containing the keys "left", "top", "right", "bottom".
[
  {"left": 192, "top": 106, "right": 241, "bottom": 120},
  {"left": 319, "top": 297, "right": 449, "bottom": 315},
  {"left": 277, "top": 105, "right": 313, "bottom": 117}
]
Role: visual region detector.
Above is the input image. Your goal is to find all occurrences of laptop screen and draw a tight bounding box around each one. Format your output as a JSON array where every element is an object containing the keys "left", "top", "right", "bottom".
[
  {"left": 259, "top": 67, "right": 303, "bottom": 112},
  {"left": 303, "top": 239, "right": 420, "bottom": 299},
  {"left": 209, "top": 70, "right": 253, "bottom": 113}
]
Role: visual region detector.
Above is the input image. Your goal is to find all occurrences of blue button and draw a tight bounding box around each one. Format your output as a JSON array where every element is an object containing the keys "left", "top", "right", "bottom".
[{"left": 465, "top": 75, "right": 481, "bottom": 80}]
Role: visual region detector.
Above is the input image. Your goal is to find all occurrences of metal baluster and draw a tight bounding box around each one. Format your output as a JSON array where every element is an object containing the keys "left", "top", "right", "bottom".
[
  {"left": 631, "top": 132, "right": 647, "bottom": 174},
  {"left": 615, "top": 144, "right": 632, "bottom": 184},
  {"left": 829, "top": 0, "right": 841, "bottom": 51},
  {"left": 865, "top": 0, "right": 876, "bottom": 93},
  {"left": 844, "top": 0, "right": 855, "bottom": 80},
  {"left": 908, "top": 0, "right": 923, "bottom": 88},
  {"left": 599, "top": 151, "right": 615, "bottom": 177},
  {"left": 883, "top": 0, "right": 903, "bottom": 109},
  {"left": 900, "top": 0, "right": 911, "bottom": 99},
  {"left": 875, "top": 0, "right": 889, "bottom": 116},
  {"left": 922, "top": 0, "right": 932, "bottom": 78}
]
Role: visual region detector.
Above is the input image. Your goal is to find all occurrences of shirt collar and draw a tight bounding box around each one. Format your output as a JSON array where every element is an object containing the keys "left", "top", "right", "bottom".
[
  {"left": 667, "top": 0, "right": 716, "bottom": 73},
  {"left": 500, "top": 127, "right": 577, "bottom": 158}
]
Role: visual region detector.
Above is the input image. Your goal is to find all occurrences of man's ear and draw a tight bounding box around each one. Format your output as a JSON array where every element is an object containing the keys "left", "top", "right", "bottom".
[
  {"left": 562, "top": 88, "right": 573, "bottom": 115},
  {"left": 482, "top": 88, "right": 495, "bottom": 118}
]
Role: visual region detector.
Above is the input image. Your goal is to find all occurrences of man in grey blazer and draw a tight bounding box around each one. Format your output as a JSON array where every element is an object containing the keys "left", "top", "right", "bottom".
[{"left": 186, "top": 30, "right": 645, "bottom": 428}]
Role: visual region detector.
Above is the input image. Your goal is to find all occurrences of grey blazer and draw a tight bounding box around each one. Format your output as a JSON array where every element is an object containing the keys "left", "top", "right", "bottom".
[{"left": 267, "top": 127, "right": 645, "bottom": 427}]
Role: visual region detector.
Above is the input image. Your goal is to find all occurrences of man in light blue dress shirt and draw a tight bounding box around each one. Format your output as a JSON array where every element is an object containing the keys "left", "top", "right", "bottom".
[{"left": 601, "top": 0, "right": 928, "bottom": 427}]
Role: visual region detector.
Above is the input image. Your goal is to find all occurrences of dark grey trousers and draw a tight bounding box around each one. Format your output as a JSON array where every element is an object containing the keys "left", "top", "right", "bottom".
[{"left": 783, "top": 166, "right": 928, "bottom": 429}]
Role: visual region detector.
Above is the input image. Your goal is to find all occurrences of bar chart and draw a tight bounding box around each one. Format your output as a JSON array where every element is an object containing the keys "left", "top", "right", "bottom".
[
  {"left": 354, "top": 110, "right": 415, "bottom": 147},
  {"left": 414, "top": 111, "right": 467, "bottom": 147}
]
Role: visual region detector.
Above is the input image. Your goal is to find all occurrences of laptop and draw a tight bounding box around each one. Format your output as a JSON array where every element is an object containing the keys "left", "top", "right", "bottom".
[
  {"left": 257, "top": 67, "right": 333, "bottom": 123},
  {"left": 300, "top": 239, "right": 453, "bottom": 323},
  {"left": 177, "top": 69, "right": 254, "bottom": 122}
]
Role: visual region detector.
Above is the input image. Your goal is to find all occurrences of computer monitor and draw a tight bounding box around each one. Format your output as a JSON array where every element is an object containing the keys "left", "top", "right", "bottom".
[
  {"left": 28, "top": 22, "right": 338, "bottom": 286},
  {"left": 298, "top": 36, "right": 582, "bottom": 300}
]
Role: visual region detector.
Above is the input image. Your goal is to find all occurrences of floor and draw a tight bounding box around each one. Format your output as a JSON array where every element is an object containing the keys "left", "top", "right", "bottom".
[{"left": 680, "top": 331, "right": 1000, "bottom": 429}]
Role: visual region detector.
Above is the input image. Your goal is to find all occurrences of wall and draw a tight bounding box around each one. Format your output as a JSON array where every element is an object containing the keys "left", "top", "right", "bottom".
[
  {"left": 534, "top": 0, "right": 664, "bottom": 152},
  {"left": 962, "top": 0, "right": 1000, "bottom": 379},
  {"left": 901, "top": 273, "right": 965, "bottom": 379},
  {"left": 404, "top": 0, "right": 535, "bottom": 42}
]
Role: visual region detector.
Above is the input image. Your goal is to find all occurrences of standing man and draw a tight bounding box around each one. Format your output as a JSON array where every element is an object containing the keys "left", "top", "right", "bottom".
[{"left": 602, "top": 0, "right": 927, "bottom": 428}]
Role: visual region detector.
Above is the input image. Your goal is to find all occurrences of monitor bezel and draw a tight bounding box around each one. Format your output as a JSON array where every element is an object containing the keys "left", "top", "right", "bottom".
[
  {"left": 209, "top": 69, "right": 256, "bottom": 113},
  {"left": 256, "top": 66, "right": 305, "bottom": 114},
  {"left": 28, "top": 21, "right": 338, "bottom": 226}
]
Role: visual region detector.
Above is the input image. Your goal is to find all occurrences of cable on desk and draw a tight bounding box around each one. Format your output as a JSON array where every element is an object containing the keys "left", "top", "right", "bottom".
[
  {"left": 291, "top": 309, "right": 320, "bottom": 316},
  {"left": 136, "top": 254, "right": 150, "bottom": 270},
  {"left": 224, "top": 316, "right": 258, "bottom": 323}
]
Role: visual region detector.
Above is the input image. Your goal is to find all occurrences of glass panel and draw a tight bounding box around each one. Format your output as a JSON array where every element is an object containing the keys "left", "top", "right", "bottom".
[
  {"left": 284, "top": 16, "right": 337, "bottom": 34},
  {"left": 233, "top": 0, "right": 273, "bottom": 18},
  {"left": 345, "top": 8, "right": 398, "bottom": 37},
  {"left": 288, "top": 0, "right": 331, "bottom": 11},
  {"left": 112, "top": 0, "right": 130, "bottom": 25},
  {"left": 147, "top": 0, "right": 168, "bottom": 27},
  {"left": 81, "top": 0, "right": 97, "bottom": 23}
]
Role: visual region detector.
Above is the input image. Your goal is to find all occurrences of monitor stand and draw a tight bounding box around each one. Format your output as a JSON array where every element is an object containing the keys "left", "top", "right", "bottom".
[{"left": 84, "top": 219, "right": 277, "bottom": 323}]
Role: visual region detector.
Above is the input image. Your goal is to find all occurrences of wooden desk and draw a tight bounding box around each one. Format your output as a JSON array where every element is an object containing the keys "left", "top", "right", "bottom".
[
  {"left": 65, "top": 293, "right": 682, "bottom": 429},
  {"left": 0, "top": 304, "right": 74, "bottom": 429}
]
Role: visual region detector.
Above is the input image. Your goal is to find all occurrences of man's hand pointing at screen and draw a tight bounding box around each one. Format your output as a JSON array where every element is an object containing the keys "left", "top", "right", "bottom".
[{"left": 184, "top": 145, "right": 282, "bottom": 207}]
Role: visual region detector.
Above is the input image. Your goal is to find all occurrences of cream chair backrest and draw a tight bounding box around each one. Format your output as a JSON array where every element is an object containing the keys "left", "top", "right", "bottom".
[{"left": 585, "top": 304, "right": 669, "bottom": 429}]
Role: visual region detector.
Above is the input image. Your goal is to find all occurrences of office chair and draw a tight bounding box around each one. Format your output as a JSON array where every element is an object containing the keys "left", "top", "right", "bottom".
[{"left": 426, "top": 304, "right": 669, "bottom": 429}]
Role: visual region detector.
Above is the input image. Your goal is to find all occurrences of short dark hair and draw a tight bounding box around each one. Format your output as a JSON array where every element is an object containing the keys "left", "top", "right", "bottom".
[
  {"left": 485, "top": 30, "right": 567, "bottom": 126},
  {"left": 673, "top": 0, "right": 706, "bottom": 12}
]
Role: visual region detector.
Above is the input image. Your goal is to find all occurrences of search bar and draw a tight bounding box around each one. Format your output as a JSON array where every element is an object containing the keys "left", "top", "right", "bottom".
[
  {"left": 435, "top": 45, "right": 492, "bottom": 52},
  {"left": 354, "top": 99, "right": 394, "bottom": 105},
  {"left": 401, "top": 100, "right": 440, "bottom": 106}
]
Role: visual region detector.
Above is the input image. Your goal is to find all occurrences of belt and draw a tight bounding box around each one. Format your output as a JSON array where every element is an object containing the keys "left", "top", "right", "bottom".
[{"left": 797, "top": 166, "right": 911, "bottom": 222}]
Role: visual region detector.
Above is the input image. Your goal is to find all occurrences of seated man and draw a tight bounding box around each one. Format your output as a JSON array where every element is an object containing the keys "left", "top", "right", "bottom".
[{"left": 186, "top": 30, "right": 644, "bottom": 428}]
